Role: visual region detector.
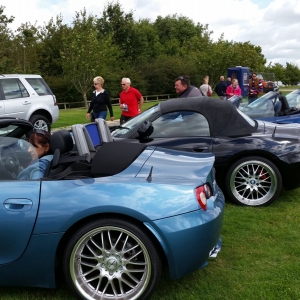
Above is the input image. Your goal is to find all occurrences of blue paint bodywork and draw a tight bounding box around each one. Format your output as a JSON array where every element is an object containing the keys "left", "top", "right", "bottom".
[{"left": 0, "top": 136, "right": 225, "bottom": 289}]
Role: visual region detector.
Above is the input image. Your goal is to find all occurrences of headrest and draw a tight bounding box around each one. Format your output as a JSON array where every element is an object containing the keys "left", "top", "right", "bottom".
[{"left": 50, "top": 130, "right": 73, "bottom": 154}]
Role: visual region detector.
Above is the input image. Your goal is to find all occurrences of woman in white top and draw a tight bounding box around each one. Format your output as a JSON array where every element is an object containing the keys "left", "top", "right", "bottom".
[{"left": 199, "top": 76, "right": 213, "bottom": 97}]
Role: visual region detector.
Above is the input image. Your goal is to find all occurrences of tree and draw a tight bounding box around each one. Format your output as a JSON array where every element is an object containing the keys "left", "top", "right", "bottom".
[
  {"left": 61, "top": 9, "right": 107, "bottom": 108},
  {"left": 0, "top": 5, "right": 14, "bottom": 72},
  {"left": 285, "top": 63, "right": 300, "bottom": 86},
  {"left": 11, "top": 22, "right": 41, "bottom": 73}
]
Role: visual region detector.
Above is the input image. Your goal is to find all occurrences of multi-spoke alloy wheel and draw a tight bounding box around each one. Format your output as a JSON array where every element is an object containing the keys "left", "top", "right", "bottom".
[
  {"left": 29, "top": 115, "right": 50, "bottom": 132},
  {"left": 226, "top": 156, "right": 282, "bottom": 206},
  {"left": 64, "top": 218, "right": 161, "bottom": 300}
]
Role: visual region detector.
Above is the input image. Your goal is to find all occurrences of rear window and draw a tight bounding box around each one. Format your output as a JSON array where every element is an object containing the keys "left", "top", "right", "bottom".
[{"left": 26, "top": 78, "right": 52, "bottom": 96}]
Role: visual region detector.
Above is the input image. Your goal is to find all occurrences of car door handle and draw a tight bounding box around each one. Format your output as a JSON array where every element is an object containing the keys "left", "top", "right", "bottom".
[
  {"left": 193, "top": 146, "right": 208, "bottom": 152},
  {"left": 22, "top": 101, "right": 31, "bottom": 105},
  {"left": 3, "top": 199, "right": 33, "bottom": 212}
]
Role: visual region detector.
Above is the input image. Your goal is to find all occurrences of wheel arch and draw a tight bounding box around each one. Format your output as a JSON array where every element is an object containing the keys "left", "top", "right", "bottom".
[
  {"left": 217, "top": 149, "right": 284, "bottom": 181},
  {"left": 54, "top": 212, "right": 167, "bottom": 280},
  {"left": 29, "top": 109, "right": 53, "bottom": 124}
]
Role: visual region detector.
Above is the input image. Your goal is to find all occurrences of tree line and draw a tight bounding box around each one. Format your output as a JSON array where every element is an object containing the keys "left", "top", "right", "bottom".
[{"left": 0, "top": 3, "right": 299, "bottom": 107}]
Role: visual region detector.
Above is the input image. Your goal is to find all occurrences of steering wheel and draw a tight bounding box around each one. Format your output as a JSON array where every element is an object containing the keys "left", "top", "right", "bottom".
[{"left": 0, "top": 145, "right": 21, "bottom": 179}]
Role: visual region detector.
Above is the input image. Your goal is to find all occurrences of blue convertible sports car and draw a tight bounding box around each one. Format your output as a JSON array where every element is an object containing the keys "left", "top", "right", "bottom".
[
  {"left": 0, "top": 118, "right": 224, "bottom": 300},
  {"left": 235, "top": 89, "right": 300, "bottom": 124}
]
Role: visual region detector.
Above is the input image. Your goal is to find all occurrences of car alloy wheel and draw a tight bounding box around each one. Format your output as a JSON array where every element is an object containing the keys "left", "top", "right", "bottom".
[
  {"left": 226, "top": 156, "right": 282, "bottom": 206},
  {"left": 64, "top": 218, "right": 161, "bottom": 300},
  {"left": 29, "top": 115, "right": 50, "bottom": 132}
]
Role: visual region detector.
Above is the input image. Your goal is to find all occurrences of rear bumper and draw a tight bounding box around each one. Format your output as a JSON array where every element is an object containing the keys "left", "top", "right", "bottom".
[
  {"left": 148, "top": 188, "right": 225, "bottom": 279},
  {"left": 51, "top": 106, "right": 59, "bottom": 123}
]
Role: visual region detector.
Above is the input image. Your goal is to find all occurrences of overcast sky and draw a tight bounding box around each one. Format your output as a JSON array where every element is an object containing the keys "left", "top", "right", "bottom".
[{"left": 2, "top": 0, "right": 300, "bottom": 67}]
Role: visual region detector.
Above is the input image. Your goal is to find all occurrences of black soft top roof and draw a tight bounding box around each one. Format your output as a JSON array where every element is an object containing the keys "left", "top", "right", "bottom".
[{"left": 159, "top": 96, "right": 257, "bottom": 136}]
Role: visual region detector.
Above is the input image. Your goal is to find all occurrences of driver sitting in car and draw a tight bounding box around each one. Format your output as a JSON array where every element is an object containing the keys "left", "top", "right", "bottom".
[{"left": 17, "top": 130, "right": 53, "bottom": 180}]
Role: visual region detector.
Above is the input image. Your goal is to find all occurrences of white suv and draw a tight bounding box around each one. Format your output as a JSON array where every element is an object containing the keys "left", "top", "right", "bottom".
[{"left": 0, "top": 74, "right": 59, "bottom": 131}]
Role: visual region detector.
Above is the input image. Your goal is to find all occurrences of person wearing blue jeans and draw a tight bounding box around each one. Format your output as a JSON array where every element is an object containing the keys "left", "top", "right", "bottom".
[{"left": 86, "top": 76, "right": 114, "bottom": 122}]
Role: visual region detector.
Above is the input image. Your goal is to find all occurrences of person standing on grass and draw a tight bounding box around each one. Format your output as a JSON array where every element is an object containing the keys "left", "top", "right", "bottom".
[
  {"left": 226, "top": 78, "right": 242, "bottom": 98},
  {"left": 248, "top": 72, "right": 263, "bottom": 104},
  {"left": 174, "top": 75, "right": 201, "bottom": 98},
  {"left": 119, "top": 77, "right": 144, "bottom": 125},
  {"left": 226, "top": 77, "right": 232, "bottom": 87},
  {"left": 86, "top": 76, "right": 114, "bottom": 122},
  {"left": 215, "top": 76, "right": 228, "bottom": 100},
  {"left": 199, "top": 76, "right": 213, "bottom": 97}
]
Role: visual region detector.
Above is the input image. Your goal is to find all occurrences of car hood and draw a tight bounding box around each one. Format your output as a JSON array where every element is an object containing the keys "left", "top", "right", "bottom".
[{"left": 257, "top": 120, "right": 300, "bottom": 138}]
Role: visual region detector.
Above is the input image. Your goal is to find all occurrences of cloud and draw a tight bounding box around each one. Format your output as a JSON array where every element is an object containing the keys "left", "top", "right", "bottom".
[{"left": 1, "top": 0, "right": 300, "bottom": 66}]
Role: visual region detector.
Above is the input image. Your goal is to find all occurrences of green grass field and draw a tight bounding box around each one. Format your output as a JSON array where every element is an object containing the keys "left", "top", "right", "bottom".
[{"left": 1, "top": 190, "right": 300, "bottom": 299}]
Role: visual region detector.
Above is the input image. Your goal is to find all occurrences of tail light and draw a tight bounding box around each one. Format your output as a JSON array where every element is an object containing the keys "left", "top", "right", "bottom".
[
  {"left": 195, "top": 184, "right": 212, "bottom": 211},
  {"left": 53, "top": 95, "right": 57, "bottom": 106}
]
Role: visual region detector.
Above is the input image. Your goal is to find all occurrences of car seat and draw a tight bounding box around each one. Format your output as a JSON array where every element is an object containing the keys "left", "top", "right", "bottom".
[
  {"left": 279, "top": 95, "right": 290, "bottom": 115},
  {"left": 45, "top": 129, "right": 91, "bottom": 179},
  {"left": 274, "top": 101, "right": 282, "bottom": 116}
]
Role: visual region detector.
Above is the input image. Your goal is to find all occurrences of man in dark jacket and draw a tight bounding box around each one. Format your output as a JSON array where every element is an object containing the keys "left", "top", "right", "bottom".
[
  {"left": 175, "top": 76, "right": 201, "bottom": 98},
  {"left": 215, "top": 76, "right": 228, "bottom": 100}
]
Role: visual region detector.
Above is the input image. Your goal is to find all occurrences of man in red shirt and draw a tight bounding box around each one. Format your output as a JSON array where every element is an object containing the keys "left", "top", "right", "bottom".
[{"left": 119, "top": 78, "right": 144, "bottom": 125}]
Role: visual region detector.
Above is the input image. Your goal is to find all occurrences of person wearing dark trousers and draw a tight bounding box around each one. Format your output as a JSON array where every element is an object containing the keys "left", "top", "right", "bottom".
[
  {"left": 86, "top": 76, "right": 114, "bottom": 122},
  {"left": 215, "top": 76, "right": 228, "bottom": 100},
  {"left": 119, "top": 77, "right": 144, "bottom": 125}
]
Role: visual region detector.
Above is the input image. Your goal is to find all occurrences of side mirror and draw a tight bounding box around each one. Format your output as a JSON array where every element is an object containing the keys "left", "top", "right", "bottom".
[{"left": 137, "top": 121, "right": 154, "bottom": 139}]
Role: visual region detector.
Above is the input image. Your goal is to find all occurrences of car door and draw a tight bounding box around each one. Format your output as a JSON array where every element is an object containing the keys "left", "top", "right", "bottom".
[
  {"left": 0, "top": 78, "right": 31, "bottom": 119},
  {"left": 138, "top": 111, "right": 213, "bottom": 153},
  {"left": 0, "top": 137, "right": 40, "bottom": 264}
]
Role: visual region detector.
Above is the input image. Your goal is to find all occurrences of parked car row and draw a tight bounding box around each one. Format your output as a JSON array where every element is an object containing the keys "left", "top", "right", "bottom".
[{"left": 1, "top": 90, "right": 300, "bottom": 299}]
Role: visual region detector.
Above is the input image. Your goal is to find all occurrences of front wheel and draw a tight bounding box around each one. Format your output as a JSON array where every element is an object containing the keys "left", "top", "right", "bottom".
[
  {"left": 225, "top": 156, "right": 282, "bottom": 206},
  {"left": 63, "top": 218, "right": 162, "bottom": 300},
  {"left": 29, "top": 115, "right": 50, "bottom": 132}
]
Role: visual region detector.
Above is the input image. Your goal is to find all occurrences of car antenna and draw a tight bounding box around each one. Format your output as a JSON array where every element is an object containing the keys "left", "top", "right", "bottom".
[
  {"left": 272, "top": 126, "right": 277, "bottom": 137},
  {"left": 146, "top": 166, "right": 153, "bottom": 182}
]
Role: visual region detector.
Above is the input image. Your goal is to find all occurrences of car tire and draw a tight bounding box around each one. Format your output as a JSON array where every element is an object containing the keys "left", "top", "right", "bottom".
[
  {"left": 63, "top": 218, "right": 162, "bottom": 300},
  {"left": 29, "top": 115, "right": 50, "bottom": 132},
  {"left": 225, "top": 156, "right": 282, "bottom": 206}
]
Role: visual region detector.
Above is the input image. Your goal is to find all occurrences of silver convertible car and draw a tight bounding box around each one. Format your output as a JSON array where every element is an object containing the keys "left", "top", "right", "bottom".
[{"left": 0, "top": 117, "right": 224, "bottom": 300}]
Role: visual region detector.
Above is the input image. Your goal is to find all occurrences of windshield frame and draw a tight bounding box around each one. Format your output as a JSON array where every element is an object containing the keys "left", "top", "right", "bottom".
[{"left": 112, "top": 105, "right": 160, "bottom": 137}]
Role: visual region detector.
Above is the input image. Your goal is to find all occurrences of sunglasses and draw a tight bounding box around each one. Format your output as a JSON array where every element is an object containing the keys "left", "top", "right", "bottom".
[
  {"left": 176, "top": 76, "right": 188, "bottom": 85},
  {"left": 33, "top": 129, "right": 51, "bottom": 142}
]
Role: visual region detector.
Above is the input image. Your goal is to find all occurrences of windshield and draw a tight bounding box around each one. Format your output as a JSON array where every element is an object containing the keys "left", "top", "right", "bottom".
[
  {"left": 112, "top": 105, "right": 159, "bottom": 137},
  {"left": 246, "top": 92, "right": 277, "bottom": 109},
  {"left": 0, "top": 137, "right": 44, "bottom": 180},
  {"left": 286, "top": 89, "right": 300, "bottom": 107}
]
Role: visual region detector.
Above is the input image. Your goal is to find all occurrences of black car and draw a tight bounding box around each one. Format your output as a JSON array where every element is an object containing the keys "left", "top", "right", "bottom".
[{"left": 112, "top": 97, "right": 300, "bottom": 207}]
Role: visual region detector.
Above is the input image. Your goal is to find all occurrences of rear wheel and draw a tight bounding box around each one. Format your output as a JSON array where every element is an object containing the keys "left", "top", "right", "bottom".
[
  {"left": 29, "top": 115, "right": 50, "bottom": 132},
  {"left": 63, "top": 218, "right": 162, "bottom": 300},
  {"left": 225, "top": 156, "right": 282, "bottom": 206}
]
